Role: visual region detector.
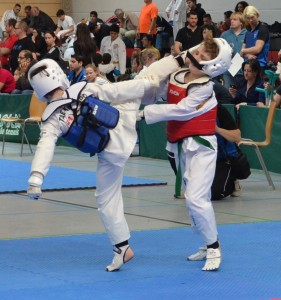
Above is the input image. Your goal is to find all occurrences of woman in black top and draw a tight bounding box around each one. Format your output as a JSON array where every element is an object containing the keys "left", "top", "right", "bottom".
[
  {"left": 73, "top": 23, "right": 97, "bottom": 66},
  {"left": 41, "top": 30, "right": 61, "bottom": 62},
  {"left": 31, "top": 28, "right": 47, "bottom": 60}
]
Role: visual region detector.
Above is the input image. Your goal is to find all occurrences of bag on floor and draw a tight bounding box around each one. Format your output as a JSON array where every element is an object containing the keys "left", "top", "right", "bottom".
[{"left": 229, "top": 152, "right": 251, "bottom": 180}]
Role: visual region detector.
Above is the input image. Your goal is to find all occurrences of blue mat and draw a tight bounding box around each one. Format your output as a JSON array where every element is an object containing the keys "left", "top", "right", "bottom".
[
  {"left": 0, "top": 159, "right": 166, "bottom": 193},
  {"left": 0, "top": 222, "right": 281, "bottom": 300}
]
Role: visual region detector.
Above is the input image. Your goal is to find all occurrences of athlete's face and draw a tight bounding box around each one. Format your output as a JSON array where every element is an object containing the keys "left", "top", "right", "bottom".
[{"left": 187, "top": 45, "right": 212, "bottom": 75}]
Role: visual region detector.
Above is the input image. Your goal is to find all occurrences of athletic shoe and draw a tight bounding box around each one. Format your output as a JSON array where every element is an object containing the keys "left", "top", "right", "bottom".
[
  {"left": 202, "top": 247, "right": 222, "bottom": 271},
  {"left": 231, "top": 180, "right": 241, "bottom": 197},
  {"left": 106, "top": 245, "right": 134, "bottom": 272},
  {"left": 187, "top": 246, "right": 207, "bottom": 261}
]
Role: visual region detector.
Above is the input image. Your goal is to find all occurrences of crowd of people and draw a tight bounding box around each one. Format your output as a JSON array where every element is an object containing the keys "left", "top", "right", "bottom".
[{"left": 0, "top": 0, "right": 281, "bottom": 273}]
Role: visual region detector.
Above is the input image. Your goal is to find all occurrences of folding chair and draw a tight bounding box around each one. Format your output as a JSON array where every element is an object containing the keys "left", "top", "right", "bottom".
[
  {"left": 238, "top": 101, "right": 276, "bottom": 190},
  {"left": 1, "top": 93, "right": 47, "bottom": 156}
]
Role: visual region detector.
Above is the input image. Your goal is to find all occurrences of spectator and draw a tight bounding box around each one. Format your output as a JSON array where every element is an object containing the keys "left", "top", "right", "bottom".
[
  {"left": 234, "top": 1, "right": 249, "bottom": 13},
  {"left": 217, "top": 11, "right": 232, "bottom": 34},
  {"left": 137, "top": 0, "right": 158, "bottom": 41},
  {"left": 211, "top": 104, "right": 242, "bottom": 200},
  {"left": 174, "top": 11, "right": 203, "bottom": 54},
  {"left": 186, "top": 0, "right": 206, "bottom": 26},
  {"left": 202, "top": 14, "right": 221, "bottom": 37},
  {"left": 165, "top": 0, "right": 186, "bottom": 39},
  {"left": 0, "top": 4, "right": 21, "bottom": 32},
  {"left": 31, "top": 28, "right": 47, "bottom": 60},
  {"left": 114, "top": 9, "right": 139, "bottom": 44},
  {"left": 31, "top": 6, "right": 57, "bottom": 33},
  {"left": 67, "top": 54, "right": 86, "bottom": 85},
  {"left": 73, "top": 23, "right": 97, "bottom": 66},
  {"left": 98, "top": 53, "right": 116, "bottom": 83},
  {"left": 85, "top": 63, "right": 108, "bottom": 85},
  {"left": 22, "top": 5, "right": 33, "bottom": 27},
  {"left": 155, "top": 15, "right": 173, "bottom": 56},
  {"left": 100, "top": 24, "right": 126, "bottom": 75},
  {"left": 240, "top": 5, "right": 270, "bottom": 72},
  {"left": 41, "top": 31, "right": 60, "bottom": 62},
  {"left": 221, "top": 12, "right": 247, "bottom": 89},
  {"left": 0, "top": 19, "right": 19, "bottom": 69},
  {"left": 140, "top": 48, "right": 158, "bottom": 68},
  {"left": 272, "top": 73, "right": 281, "bottom": 108},
  {"left": 202, "top": 24, "right": 217, "bottom": 41},
  {"left": 229, "top": 59, "right": 266, "bottom": 109},
  {"left": 11, "top": 50, "right": 36, "bottom": 94},
  {"left": 54, "top": 9, "right": 76, "bottom": 41},
  {"left": 0, "top": 60, "right": 16, "bottom": 93},
  {"left": 9, "top": 21, "right": 36, "bottom": 73},
  {"left": 130, "top": 51, "right": 142, "bottom": 79},
  {"left": 141, "top": 34, "right": 160, "bottom": 59}
]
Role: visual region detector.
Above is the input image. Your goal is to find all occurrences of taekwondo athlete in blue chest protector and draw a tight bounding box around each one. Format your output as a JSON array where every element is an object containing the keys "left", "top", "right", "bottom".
[{"left": 26, "top": 55, "right": 184, "bottom": 272}]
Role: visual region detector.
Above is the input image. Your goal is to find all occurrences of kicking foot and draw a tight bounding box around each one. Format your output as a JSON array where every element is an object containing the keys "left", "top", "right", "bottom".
[
  {"left": 187, "top": 246, "right": 207, "bottom": 261},
  {"left": 202, "top": 247, "right": 222, "bottom": 271},
  {"left": 106, "top": 245, "right": 134, "bottom": 272}
]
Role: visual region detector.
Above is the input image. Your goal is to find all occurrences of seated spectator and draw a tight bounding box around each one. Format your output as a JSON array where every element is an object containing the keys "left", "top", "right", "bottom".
[
  {"left": 54, "top": 9, "right": 76, "bottom": 41},
  {"left": 141, "top": 34, "right": 160, "bottom": 59},
  {"left": 98, "top": 52, "right": 116, "bottom": 83},
  {"left": 216, "top": 10, "right": 232, "bottom": 34},
  {"left": 100, "top": 24, "right": 126, "bottom": 75},
  {"left": 41, "top": 31, "right": 60, "bottom": 61},
  {"left": 31, "top": 28, "right": 47, "bottom": 60},
  {"left": 140, "top": 48, "right": 158, "bottom": 69},
  {"left": 67, "top": 54, "right": 86, "bottom": 85},
  {"left": 22, "top": 5, "right": 33, "bottom": 27},
  {"left": 229, "top": 59, "right": 266, "bottom": 109},
  {"left": 130, "top": 51, "right": 142, "bottom": 79},
  {"left": 0, "top": 60, "right": 16, "bottom": 93},
  {"left": 234, "top": 1, "right": 249, "bottom": 13},
  {"left": 11, "top": 50, "right": 36, "bottom": 94},
  {"left": 186, "top": 0, "right": 206, "bottom": 26},
  {"left": 0, "top": 4, "right": 21, "bottom": 32},
  {"left": 202, "top": 14, "right": 221, "bottom": 37},
  {"left": 85, "top": 63, "right": 109, "bottom": 85},
  {"left": 31, "top": 6, "right": 57, "bottom": 33},
  {"left": 114, "top": 9, "right": 138, "bottom": 44},
  {"left": 202, "top": 24, "right": 217, "bottom": 41},
  {"left": 272, "top": 73, "right": 281, "bottom": 108},
  {"left": 73, "top": 23, "right": 97, "bottom": 66}
]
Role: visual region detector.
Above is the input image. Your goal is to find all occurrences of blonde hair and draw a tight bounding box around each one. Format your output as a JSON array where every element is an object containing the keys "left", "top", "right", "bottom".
[
  {"left": 85, "top": 64, "right": 99, "bottom": 73},
  {"left": 243, "top": 5, "right": 260, "bottom": 18},
  {"left": 230, "top": 12, "right": 245, "bottom": 26}
]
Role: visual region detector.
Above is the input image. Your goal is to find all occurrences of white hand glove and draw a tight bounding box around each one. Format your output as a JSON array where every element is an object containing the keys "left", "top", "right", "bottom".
[
  {"left": 27, "top": 185, "right": 42, "bottom": 200},
  {"left": 136, "top": 110, "right": 145, "bottom": 121},
  {"left": 27, "top": 172, "right": 44, "bottom": 200}
]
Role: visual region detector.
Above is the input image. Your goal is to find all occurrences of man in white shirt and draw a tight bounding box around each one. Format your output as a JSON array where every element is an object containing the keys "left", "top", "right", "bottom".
[
  {"left": 100, "top": 24, "right": 126, "bottom": 75},
  {"left": 165, "top": 0, "right": 186, "bottom": 39},
  {"left": 54, "top": 9, "right": 76, "bottom": 40},
  {"left": 0, "top": 3, "right": 21, "bottom": 32}
]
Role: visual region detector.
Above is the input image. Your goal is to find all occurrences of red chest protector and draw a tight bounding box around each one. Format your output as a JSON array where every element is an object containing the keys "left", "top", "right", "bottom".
[{"left": 166, "top": 70, "right": 217, "bottom": 143}]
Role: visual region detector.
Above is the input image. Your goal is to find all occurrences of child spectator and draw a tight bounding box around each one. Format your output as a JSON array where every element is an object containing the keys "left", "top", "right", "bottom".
[
  {"left": 98, "top": 52, "right": 117, "bottom": 83},
  {"left": 85, "top": 64, "right": 108, "bottom": 85}
]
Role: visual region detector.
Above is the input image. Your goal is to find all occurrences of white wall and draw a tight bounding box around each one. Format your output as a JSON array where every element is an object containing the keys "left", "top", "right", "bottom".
[{"left": 69, "top": 0, "right": 281, "bottom": 25}]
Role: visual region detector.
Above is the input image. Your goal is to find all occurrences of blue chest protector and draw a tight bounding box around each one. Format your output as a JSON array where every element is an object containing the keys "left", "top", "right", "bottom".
[
  {"left": 42, "top": 94, "right": 119, "bottom": 155},
  {"left": 64, "top": 96, "right": 119, "bottom": 154}
]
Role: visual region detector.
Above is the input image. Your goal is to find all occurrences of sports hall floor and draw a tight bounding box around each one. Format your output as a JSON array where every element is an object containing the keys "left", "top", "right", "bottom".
[{"left": 0, "top": 142, "right": 281, "bottom": 300}]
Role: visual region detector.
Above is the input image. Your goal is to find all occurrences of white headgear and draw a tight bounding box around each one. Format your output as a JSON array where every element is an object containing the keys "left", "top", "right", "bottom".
[
  {"left": 187, "top": 38, "right": 232, "bottom": 78},
  {"left": 28, "top": 59, "right": 70, "bottom": 102}
]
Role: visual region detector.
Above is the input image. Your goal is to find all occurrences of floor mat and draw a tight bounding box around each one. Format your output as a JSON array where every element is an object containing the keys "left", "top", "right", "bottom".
[
  {"left": 0, "top": 159, "right": 167, "bottom": 193},
  {"left": 0, "top": 222, "right": 280, "bottom": 300}
]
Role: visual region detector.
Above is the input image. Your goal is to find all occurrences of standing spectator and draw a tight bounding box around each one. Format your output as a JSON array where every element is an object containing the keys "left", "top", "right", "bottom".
[
  {"left": 137, "top": 0, "right": 158, "bottom": 41},
  {"left": 31, "top": 28, "right": 47, "bottom": 60},
  {"left": 100, "top": 24, "right": 126, "bottom": 75},
  {"left": 0, "top": 19, "right": 18, "bottom": 69},
  {"left": 186, "top": 0, "right": 206, "bottom": 26},
  {"left": 73, "top": 23, "right": 97, "bottom": 66},
  {"left": 114, "top": 9, "right": 139, "bottom": 44},
  {"left": 221, "top": 12, "right": 247, "bottom": 89},
  {"left": 165, "top": 0, "right": 186, "bottom": 39},
  {"left": 0, "top": 60, "right": 16, "bottom": 93},
  {"left": 240, "top": 5, "right": 270, "bottom": 72},
  {"left": 174, "top": 11, "right": 203, "bottom": 54},
  {"left": 67, "top": 54, "right": 86, "bottom": 85},
  {"left": 54, "top": 9, "right": 76, "bottom": 41},
  {"left": 9, "top": 21, "right": 36, "bottom": 73},
  {"left": 0, "top": 4, "right": 21, "bottom": 32},
  {"left": 155, "top": 15, "right": 173, "bottom": 56},
  {"left": 31, "top": 6, "right": 57, "bottom": 33},
  {"left": 141, "top": 34, "right": 160, "bottom": 59},
  {"left": 234, "top": 1, "right": 249, "bottom": 13},
  {"left": 229, "top": 59, "right": 266, "bottom": 109}
]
